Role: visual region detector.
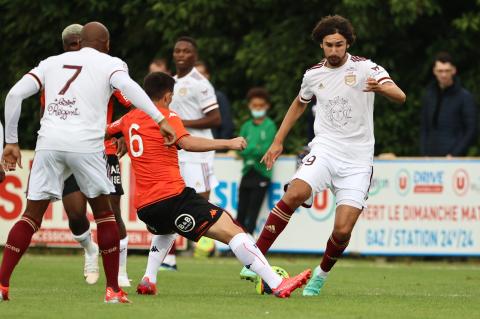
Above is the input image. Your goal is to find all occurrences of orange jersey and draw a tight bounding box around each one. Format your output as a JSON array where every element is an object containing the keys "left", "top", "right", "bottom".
[
  {"left": 104, "top": 90, "right": 132, "bottom": 155},
  {"left": 107, "top": 108, "right": 190, "bottom": 209},
  {"left": 40, "top": 89, "right": 131, "bottom": 155}
]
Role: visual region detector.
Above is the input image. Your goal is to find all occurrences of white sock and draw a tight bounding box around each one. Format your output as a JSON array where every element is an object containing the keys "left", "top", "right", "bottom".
[
  {"left": 229, "top": 233, "right": 282, "bottom": 289},
  {"left": 72, "top": 229, "right": 97, "bottom": 255},
  {"left": 119, "top": 236, "right": 129, "bottom": 273},
  {"left": 318, "top": 266, "right": 328, "bottom": 279},
  {"left": 162, "top": 253, "right": 176, "bottom": 266},
  {"left": 144, "top": 234, "right": 176, "bottom": 284}
]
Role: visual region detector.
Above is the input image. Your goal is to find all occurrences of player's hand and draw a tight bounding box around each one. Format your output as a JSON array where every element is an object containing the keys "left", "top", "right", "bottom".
[
  {"left": 2, "top": 143, "right": 22, "bottom": 171},
  {"left": 261, "top": 141, "right": 283, "bottom": 171},
  {"left": 228, "top": 137, "right": 247, "bottom": 151},
  {"left": 363, "top": 77, "right": 381, "bottom": 92},
  {"left": 158, "top": 119, "right": 177, "bottom": 146},
  {"left": 113, "top": 137, "right": 128, "bottom": 158}
]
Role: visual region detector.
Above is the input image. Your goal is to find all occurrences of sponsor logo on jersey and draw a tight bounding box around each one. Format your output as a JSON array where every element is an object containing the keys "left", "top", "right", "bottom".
[
  {"left": 175, "top": 214, "right": 196, "bottom": 232},
  {"left": 47, "top": 97, "right": 80, "bottom": 120},
  {"left": 179, "top": 87, "right": 188, "bottom": 96}
]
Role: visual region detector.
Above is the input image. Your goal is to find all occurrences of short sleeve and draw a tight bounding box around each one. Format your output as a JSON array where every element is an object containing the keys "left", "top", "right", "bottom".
[
  {"left": 108, "top": 57, "right": 129, "bottom": 81},
  {"left": 107, "top": 117, "right": 124, "bottom": 136},
  {"left": 197, "top": 81, "right": 218, "bottom": 114},
  {"left": 365, "top": 60, "right": 393, "bottom": 85},
  {"left": 298, "top": 72, "right": 314, "bottom": 103},
  {"left": 168, "top": 111, "right": 190, "bottom": 143},
  {"left": 27, "top": 59, "right": 48, "bottom": 89}
]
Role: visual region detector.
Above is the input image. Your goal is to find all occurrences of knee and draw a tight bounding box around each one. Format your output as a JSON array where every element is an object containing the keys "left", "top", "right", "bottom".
[
  {"left": 332, "top": 226, "right": 353, "bottom": 242},
  {"left": 283, "top": 189, "right": 309, "bottom": 208}
]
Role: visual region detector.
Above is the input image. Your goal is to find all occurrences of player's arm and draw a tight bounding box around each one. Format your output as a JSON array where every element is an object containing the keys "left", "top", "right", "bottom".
[
  {"left": 261, "top": 97, "right": 308, "bottom": 170},
  {"left": 109, "top": 71, "right": 176, "bottom": 145},
  {"left": 3, "top": 75, "right": 41, "bottom": 170},
  {"left": 177, "top": 135, "right": 246, "bottom": 152},
  {"left": 364, "top": 80, "right": 406, "bottom": 104},
  {"left": 182, "top": 108, "right": 221, "bottom": 129}
]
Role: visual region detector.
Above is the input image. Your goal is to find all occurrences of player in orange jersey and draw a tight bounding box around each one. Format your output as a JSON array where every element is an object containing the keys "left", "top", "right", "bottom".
[{"left": 106, "top": 72, "right": 312, "bottom": 298}]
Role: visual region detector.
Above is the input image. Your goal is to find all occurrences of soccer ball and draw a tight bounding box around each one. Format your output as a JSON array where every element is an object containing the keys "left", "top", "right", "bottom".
[{"left": 255, "top": 266, "right": 290, "bottom": 295}]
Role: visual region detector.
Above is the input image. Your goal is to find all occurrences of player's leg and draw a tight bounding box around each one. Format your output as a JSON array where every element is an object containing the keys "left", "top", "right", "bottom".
[
  {"left": 255, "top": 178, "right": 312, "bottom": 253},
  {"left": 0, "top": 199, "right": 49, "bottom": 301},
  {"left": 62, "top": 175, "right": 99, "bottom": 284},
  {"left": 110, "top": 194, "right": 130, "bottom": 286},
  {"left": 303, "top": 165, "right": 372, "bottom": 296},
  {"left": 256, "top": 151, "right": 329, "bottom": 254},
  {"left": 1, "top": 150, "right": 64, "bottom": 301},
  {"left": 137, "top": 233, "right": 176, "bottom": 295},
  {"left": 66, "top": 151, "right": 128, "bottom": 303},
  {"left": 205, "top": 212, "right": 311, "bottom": 298},
  {"left": 106, "top": 155, "right": 130, "bottom": 286}
]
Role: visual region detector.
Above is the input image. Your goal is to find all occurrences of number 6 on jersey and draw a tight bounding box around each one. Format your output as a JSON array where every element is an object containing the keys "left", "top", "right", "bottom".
[{"left": 129, "top": 123, "right": 144, "bottom": 157}]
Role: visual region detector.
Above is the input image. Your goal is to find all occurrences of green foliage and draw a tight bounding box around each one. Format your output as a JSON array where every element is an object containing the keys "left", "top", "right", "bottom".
[{"left": 1, "top": 0, "right": 479, "bottom": 155}]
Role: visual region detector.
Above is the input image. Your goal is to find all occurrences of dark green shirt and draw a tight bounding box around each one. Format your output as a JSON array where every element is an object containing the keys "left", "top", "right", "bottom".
[{"left": 239, "top": 117, "right": 277, "bottom": 179}]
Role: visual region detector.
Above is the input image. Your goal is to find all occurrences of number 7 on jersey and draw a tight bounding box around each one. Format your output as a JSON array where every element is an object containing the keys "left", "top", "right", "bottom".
[{"left": 59, "top": 65, "right": 82, "bottom": 95}]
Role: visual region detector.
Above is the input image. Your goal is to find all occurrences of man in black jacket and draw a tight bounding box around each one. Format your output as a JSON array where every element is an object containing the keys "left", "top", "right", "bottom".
[{"left": 420, "top": 52, "right": 477, "bottom": 156}]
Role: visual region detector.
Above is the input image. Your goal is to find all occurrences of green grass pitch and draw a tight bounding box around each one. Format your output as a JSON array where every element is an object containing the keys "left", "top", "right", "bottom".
[{"left": 1, "top": 253, "right": 479, "bottom": 319}]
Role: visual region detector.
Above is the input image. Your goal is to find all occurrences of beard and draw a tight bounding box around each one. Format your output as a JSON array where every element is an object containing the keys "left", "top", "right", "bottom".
[{"left": 326, "top": 54, "right": 346, "bottom": 67}]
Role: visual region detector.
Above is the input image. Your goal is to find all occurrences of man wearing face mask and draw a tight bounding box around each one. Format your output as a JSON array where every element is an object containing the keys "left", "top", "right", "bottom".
[{"left": 236, "top": 88, "right": 276, "bottom": 234}]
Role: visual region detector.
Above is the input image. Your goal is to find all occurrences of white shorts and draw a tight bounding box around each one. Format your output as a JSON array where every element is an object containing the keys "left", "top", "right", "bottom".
[
  {"left": 292, "top": 149, "right": 373, "bottom": 209},
  {"left": 179, "top": 162, "right": 219, "bottom": 193},
  {"left": 27, "top": 150, "right": 115, "bottom": 201}
]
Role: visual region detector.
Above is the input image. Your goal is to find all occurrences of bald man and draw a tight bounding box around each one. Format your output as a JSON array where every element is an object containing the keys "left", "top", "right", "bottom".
[
  {"left": 39, "top": 24, "right": 133, "bottom": 287},
  {"left": 1, "top": 21, "right": 176, "bottom": 304}
]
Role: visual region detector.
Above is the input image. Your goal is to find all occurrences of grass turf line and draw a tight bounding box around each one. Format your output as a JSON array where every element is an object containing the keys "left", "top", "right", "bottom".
[{"left": 0, "top": 255, "right": 479, "bottom": 319}]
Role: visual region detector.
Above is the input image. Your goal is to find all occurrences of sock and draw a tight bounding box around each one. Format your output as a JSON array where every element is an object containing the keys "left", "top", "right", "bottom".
[
  {"left": 72, "top": 228, "right": 97, "bottom": 255},
  {"left": 95, "top": 211, "right": 120, "bottom": 291},
  {"left": 229, "top": 233, "right": 282, "bottom": 289},
  {"left": 256, "top": 200, "right": 294, "bottom": 254},
  {"left": 119, "top": 236, "right": 128, "bottom": 274},
  {"left": 0, "top": 216, "right": 40, "bottom": 287},
  {"left": 320, "top": 234, "right": 350, "bottom": 273},
  {"left": 144, "top": 234, "right": 176, "bottom": 283}
]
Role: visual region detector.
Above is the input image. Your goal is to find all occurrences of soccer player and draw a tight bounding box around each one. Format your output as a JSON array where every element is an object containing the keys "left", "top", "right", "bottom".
[
  {"left": 107, "top": 71, "right": 311, "bottom": 298},
  {"left": 58, "top": 24, "right": 133, "bottom": 286},
  {"left": 41, "top": 24, "right": 132, "bottom": 286},
  {"left": 241, "top": 15, "right": 406, "bottom": 296},
  {"left": 150, "top": 36, "right": 221, "bottom": 271},
  {"left": 0, "top": 21, "right": 176, "bottom": 303}
]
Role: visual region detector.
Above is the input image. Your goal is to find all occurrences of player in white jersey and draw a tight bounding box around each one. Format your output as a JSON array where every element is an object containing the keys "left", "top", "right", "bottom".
[
  {"left": 0, "top": 120, "right": 4, "bottom": 183},
  {"left": 146, "top": 36, "right": 221, "bottom": 272},
  {"left": 0, "top": 22, "right": 176, "bottom": 304},
  {"left": 241, "top": 15, "right": 406, "bottom": 296}
]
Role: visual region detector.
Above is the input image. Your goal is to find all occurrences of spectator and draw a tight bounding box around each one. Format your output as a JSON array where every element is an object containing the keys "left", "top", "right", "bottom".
[
  {"left": 149, "top": 58, "right": 171, "bottom": 75},
  {"left": 420, "top": 52, "right": 477, "bottom": 156},
  {"left": 195, "top": 60, "right": 234, "bottom": 141},
  {"left": 236, "top": 88, "right": 276, "bottom": 234}
]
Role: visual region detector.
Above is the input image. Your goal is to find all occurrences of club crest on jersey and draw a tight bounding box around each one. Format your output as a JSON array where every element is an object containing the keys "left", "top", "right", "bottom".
[
  {"left": 179, "top": 88, "right": 188, "bottom": 96},
  {"left": 344, "top": 73, "right": 356, "bottom": 86}
]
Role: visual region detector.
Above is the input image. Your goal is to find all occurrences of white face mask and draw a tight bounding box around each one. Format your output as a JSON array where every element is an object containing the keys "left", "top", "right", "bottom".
[{"left": 251, "top": 109, "right": 266, "bottom": 119}]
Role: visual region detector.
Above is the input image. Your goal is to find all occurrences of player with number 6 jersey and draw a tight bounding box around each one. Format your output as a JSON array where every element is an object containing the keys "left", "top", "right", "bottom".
[
  {"left": 0, "top": 21, "right": 176, "bottom": 304},
  {"left": 106, "top": 72, "right": 312, "bottom": 297}
]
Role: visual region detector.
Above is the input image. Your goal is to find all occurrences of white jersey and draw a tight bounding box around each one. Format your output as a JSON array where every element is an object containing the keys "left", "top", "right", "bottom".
[
  {"left": 170, "top": 67, "right": 218, "bottom": 163},
  {"left": 29, "top": 47, "right": 128, "bottom": 153},
  {"left": 299, "top": 54, "right": 393, "bottom": 165}
]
